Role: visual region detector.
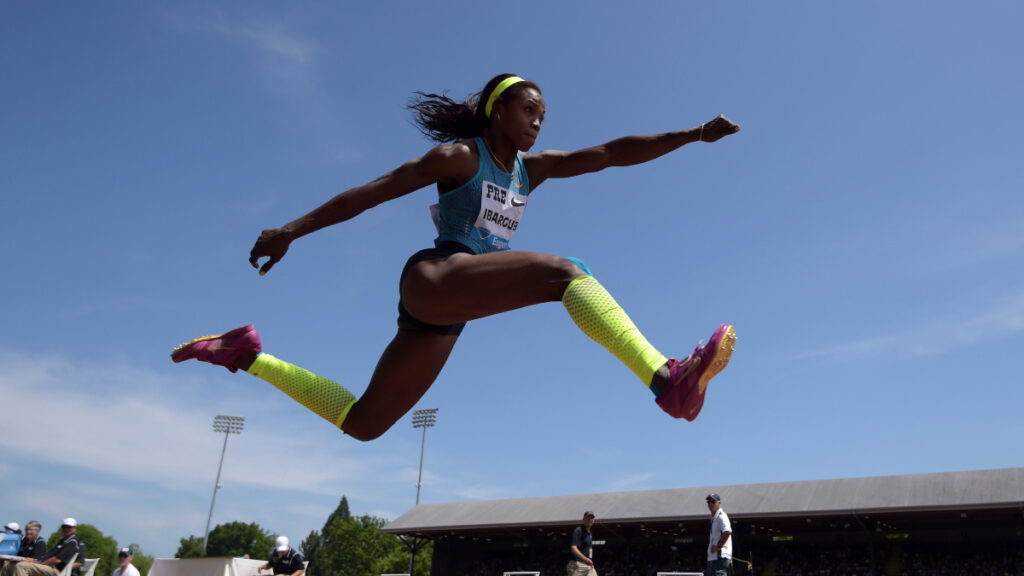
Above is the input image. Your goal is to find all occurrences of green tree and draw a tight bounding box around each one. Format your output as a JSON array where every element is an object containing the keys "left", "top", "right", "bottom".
[
  {"left": 304, "top": 496, "right": 431, "bottom": 576},
  {"left": 175, "top": 522, "right": 275, "bottom": 559},
  {"left": 300, "top": 529, "right": 320, "bottom": 560},
  {"left": 47, "top": 524, "right": 118, "bottom": 576},
  {"left": 175, "top": 535, "right": 206, "bottom": 558},
  {"left": 205, "top": 521, "right": 276, "bottom": 558},
  {"left": 339, "top": 514, "right": 397, "bottom": 576},
  {"left": 304, "top": 496, "right": 352, "bottom": 576}
]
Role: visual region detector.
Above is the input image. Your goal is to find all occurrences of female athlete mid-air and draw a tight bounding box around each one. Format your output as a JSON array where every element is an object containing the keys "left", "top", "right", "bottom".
[{"left": 173, "top": 74, "right": 740, "bottom": 441}]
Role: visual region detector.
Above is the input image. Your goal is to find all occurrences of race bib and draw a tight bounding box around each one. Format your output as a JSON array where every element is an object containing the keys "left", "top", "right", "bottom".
[{"left": 470, "top": 180, "right": 527, "bottom": 250}]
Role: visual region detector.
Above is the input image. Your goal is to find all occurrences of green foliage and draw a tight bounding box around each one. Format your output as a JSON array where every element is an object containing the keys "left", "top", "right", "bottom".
[
  {"left": 175, "top": 535, "right": 206, "bottom": 558},
  {"left": 205, "top": 521, "right": 276, "bottom": 558},
  {"left": 325, "top": 495, "right": 352, "bottom": 526},
  {"left": 167, "top": 496, "right": 431, "bottom": 575},
  {"left": 304, "top": 496, "right": 432, "bottom": 576},
  {"left": 300, "top": 529, "right": 321, "bottom": 559},
  {"left": 375, "top": 540, "right": 433, "bottom": 576},
  {"left": 176, "top": 521, "right": 276, "bottom": 560},
  {"left": 46, "top": 524, "right": 118, "bottom": 576}
]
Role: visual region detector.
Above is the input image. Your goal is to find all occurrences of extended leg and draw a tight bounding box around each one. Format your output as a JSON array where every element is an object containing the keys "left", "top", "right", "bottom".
[
  {"left": 245, "top": 322, "right": 457, "bottom": 440},
  {"left": 172, "top": 322, "right": 458, "bottom": 440},
  {"left": 402, "top": 250, "right": 735, "bottom": 420},
  {"left": 562, "top": 275, "right": 735, "bottom": 420}
]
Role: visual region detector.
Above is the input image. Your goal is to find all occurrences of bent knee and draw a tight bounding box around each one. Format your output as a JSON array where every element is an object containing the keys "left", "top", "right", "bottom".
[
  {"left": 540, "top": 255, "right": 589, "bottom": 295},
  {"left": 341, "top": 400, "right": 394, "bottom": 442},
  {"left": 342, "top": 419, "right": 387, "bottom": 442}
]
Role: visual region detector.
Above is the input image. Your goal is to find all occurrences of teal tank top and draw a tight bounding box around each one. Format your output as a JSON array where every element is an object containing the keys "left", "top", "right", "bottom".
[{"left": 431, "top": 137, "right": 531, "bottom": 254}]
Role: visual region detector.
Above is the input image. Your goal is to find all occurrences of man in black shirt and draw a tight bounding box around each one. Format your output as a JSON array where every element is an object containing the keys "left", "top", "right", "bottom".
[
  {"left": 259, "top": 536, "right": 304, "bottom": 576},
  {"left": 567, "top": 511, "right": 597, "bottom": 576}
]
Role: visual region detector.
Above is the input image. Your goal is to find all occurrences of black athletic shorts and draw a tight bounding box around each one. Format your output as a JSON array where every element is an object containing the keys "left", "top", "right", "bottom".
[{"left": 397, "top": 241, "right": 475, "bottom": 336}]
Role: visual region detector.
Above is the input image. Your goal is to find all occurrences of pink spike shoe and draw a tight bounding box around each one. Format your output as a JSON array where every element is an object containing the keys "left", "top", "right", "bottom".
[
  {"left": 655, "top": 324, "right": 736, "bottom": 421},
  {"left": 171, "top": 325, "right": 262, "bottom": 373}
]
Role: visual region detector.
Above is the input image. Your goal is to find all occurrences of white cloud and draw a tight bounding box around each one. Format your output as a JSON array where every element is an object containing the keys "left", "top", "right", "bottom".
[
  {"left": 0, "top": 351, "right": 384, "bottom": 494},
  {"left": 606, "top": 472, "right": 656, "bottom": 492},
  {"left": 0, "top": 350, "right": 456, "bottom": 555},
  {"left": 792, "top": 292, "right": 1024, "bottom": 362},
  {"left": 164, "top": 8, "right": 319, "bottom": 98},
  {"left": 211, "top": 19, "right": 315, "bottom": 67},
  {"left": 168, "top": 8, "right": 315, "bottom": 67},
  {"left": 929, "top": 217, "right": 1024, "bottom": 274},
  {"left": 0, "top": 348, "right": 551, "bottom": 555}
]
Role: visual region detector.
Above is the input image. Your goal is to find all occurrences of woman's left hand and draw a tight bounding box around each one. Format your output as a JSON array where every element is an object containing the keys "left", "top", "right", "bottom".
[{"left": 700, "top": 115, "right": 741, "bottom": 143}]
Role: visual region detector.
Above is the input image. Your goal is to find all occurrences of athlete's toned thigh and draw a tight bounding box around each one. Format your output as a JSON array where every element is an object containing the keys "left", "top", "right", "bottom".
[
  {"left": 398, "top": 244, "right": 475, "bottom": 336},
  {"left": 402, "top": 249, "right": 582, "bottom": 325}
]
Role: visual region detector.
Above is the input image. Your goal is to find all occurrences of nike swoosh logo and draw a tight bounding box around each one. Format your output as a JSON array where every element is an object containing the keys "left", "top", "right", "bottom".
[
  {"left": 510, "top": 198, "right": 526, "bottom": 207},
  {"left": 209, "top": 345, "right": 234, "bottom": 352}
]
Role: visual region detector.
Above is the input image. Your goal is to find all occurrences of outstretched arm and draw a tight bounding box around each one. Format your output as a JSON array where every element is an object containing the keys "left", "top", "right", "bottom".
[
  {"left": 248, "top": 143, "right": 474, "bottom": 275},
  {"left": 525, "top": 115, "right": 739, "bottom": 189}
]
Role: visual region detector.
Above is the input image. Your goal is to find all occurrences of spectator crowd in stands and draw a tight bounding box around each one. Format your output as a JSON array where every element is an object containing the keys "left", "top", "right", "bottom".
[{"left": 1, "top": 518, "right": 85, "bottom": 576}]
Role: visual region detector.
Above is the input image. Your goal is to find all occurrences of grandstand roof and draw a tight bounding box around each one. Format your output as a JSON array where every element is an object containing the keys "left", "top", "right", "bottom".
[{"left": 382, "top": 467, "right": 1024, "bottom": 535}]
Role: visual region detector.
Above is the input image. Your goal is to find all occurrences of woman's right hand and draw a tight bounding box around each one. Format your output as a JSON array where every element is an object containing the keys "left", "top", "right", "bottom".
[{"left": 249, "top": 227, "right": 294, "bottom": 276}]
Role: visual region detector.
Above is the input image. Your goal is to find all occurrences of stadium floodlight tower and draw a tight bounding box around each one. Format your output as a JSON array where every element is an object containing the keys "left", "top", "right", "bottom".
[
  {"left": 412, "top": 408, "right": 438, "bottom": 506},
  {"left": 203, "top": 414, "right": 245, "bottom": 552},
  {"left": 407, "top": 408, "right": 438, "bottom": 575}
]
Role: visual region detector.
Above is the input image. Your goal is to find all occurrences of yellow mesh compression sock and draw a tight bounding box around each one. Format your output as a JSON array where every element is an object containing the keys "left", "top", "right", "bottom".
[
  {"left": 562, "top": 275, "right": 668, "bottom": 387},
  {"left": 246, "top": 353, "right": 357, "bottom": 428}
]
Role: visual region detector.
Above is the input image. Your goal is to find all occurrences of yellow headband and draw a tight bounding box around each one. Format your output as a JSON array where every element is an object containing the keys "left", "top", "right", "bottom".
[{"left": 485, "top": 76, "right": 525, "bottom": 118}]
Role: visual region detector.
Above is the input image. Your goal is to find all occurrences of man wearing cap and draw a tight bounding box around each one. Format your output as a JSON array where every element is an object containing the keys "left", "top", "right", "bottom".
[
  {"left": 566, "top": 511, "right": 597, "bottom": 576},
  {"left": 112, "top": 548, "right": 139, "bottom": 576},
  {"left": 0, "top": 518, "right": 84, "bottom": 576},
  {"left": 258, "top": 536, "right": 304, "bottom": 576},
  {"left": 2, "top": 523, "right": 22, "bottom": 556},
  {"left": 17, "top": 523, "right": 46, "bottom": 561},
  {"left": 705, "top": 494, "right": 732, "bottom": 576}
]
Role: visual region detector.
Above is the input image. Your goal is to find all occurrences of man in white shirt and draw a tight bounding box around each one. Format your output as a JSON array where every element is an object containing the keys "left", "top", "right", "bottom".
[
  {"left": 706, "top": 493, "right": 732, "bottom": 576},
  {"left": 112, "top": 548, "right": 140, "bottom": 576}
]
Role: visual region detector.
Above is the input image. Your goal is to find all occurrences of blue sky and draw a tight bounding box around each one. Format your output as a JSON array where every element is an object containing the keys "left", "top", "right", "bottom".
[{"left": 2, "top": 1, "right": 1022, "bottom": 560}]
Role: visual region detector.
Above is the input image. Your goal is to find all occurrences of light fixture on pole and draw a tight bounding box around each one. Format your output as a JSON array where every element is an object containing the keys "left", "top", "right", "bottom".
[
  {"left": 407, "top": 408, "right": 438, "bottom": 574},
  {"left": 411, "top": 408, "right": 437, "bottom": 506},
  {"left": 203, "top": 414, "right": 244, "bottom": 553}
]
